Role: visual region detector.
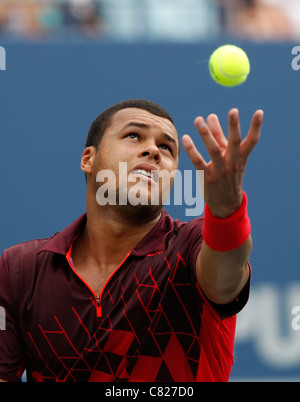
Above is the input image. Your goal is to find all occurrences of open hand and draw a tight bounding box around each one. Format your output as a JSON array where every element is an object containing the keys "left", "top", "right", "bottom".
[{"left": 181, "top": 108, "right": 264, "bottom": 217}]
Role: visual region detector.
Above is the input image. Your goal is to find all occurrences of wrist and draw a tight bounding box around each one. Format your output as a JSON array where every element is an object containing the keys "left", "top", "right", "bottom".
[
  {"left": 208, "top": 193, "right": 244, "bottom": 218},
  {"left": 202, "top": 191, "right": 251, "bottom": 252}
]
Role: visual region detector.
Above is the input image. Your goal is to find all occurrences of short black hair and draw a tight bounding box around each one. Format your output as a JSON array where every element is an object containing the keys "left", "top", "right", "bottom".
[{"left": 85, "top": 99, "right": 175, "bottom": 149}]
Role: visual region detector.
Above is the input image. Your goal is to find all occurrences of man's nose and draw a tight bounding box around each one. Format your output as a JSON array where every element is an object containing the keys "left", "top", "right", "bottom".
[{"left": 140, "top": 142, "right": 160, "bottom": 162}]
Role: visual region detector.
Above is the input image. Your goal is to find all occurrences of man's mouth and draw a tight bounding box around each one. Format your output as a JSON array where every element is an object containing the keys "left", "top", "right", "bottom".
[{"left": 129, "top": 168, "right": 159, "bottom": 183}]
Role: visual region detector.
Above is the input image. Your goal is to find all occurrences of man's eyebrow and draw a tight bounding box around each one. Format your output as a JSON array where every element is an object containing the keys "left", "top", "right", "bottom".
[
  {"left": 162, "top": 132, "right": 177, "bottom": 146},
  {"left": 123, "top": 122, "right": 178, "bottom": 146},
  {"left": 123, "top": 122, "right": 150, "bottom": 130}
]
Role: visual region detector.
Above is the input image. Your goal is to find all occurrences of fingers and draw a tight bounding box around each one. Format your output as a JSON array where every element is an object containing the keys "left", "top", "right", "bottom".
[
  {"left": 240, "top": 109, "right": 264, "bottom": 164},
  {"left": 227, "top": 108, "right": 242, "bottom": 169},
  {"left": 181, "top": 134, "right": 207, "bottom": 170},
  {"left": 206, "top": 114, "right": 228, "bottom": 151},
  {"left": 193, "top": 117, "right": 224, "bottom": 171},
  {"left": 183, "top": 108, "right": 264, "bottom": 172}
]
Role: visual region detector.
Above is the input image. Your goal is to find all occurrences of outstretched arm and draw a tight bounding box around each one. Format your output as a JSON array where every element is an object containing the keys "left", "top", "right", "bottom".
[{"left": 182, "top": 108, "right": 264, "bottom": 304}]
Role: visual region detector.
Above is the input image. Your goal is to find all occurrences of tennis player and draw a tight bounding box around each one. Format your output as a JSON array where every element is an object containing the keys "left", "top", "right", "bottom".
[{"left": 0, "top": 99, "right": 263, "bottom": 382}]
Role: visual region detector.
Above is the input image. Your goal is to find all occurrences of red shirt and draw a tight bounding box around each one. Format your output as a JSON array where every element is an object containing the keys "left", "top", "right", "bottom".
[{"left": 0, "top": 210, "right": 249, "bottom": 382}]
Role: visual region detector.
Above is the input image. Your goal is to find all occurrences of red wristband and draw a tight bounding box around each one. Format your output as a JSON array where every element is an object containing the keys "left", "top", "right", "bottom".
[{"left": 202, "top": 192, "right": 251, "bottom": 252}]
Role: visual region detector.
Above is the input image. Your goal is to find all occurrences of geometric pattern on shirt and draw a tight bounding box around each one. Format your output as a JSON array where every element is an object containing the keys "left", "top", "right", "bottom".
[{"left": 28, "top": 252, "right": 203, "bottom": 382}]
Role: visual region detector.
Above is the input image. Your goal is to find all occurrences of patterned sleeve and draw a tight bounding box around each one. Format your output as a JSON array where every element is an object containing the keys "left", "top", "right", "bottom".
[
  {"left": 184, "top": 217, "right": 251, "bottom": 319},
  {"left": 0, "top": 250, "right": 25, "bottom": 381}
]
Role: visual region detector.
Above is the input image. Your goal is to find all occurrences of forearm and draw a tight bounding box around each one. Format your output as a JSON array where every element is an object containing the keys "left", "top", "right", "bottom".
[
  {"left": 181, "top": 108, "right": 263, "bottom": 305},
  {"left": 196, "top": 235, "right": 252, "bottom": 305}
]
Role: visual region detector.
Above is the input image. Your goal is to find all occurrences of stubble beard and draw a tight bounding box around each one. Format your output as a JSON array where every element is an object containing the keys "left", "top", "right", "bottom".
[
  {"left": 96, "top": 201, "right": 163, "bottom": 227},
  {"left": 93, "top": 159, "right": 170, "bottom": 226},
  {"left": 101, "top": 184, "right": 164, "bottom": 226}
]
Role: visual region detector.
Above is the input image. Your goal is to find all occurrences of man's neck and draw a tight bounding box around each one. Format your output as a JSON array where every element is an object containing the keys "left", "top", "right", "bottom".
[{"left": 73, "top": 205, "right": 162, "bottom": 271}]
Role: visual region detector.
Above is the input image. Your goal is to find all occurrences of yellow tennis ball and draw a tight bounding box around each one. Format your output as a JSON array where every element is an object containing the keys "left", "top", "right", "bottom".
[{"left": 209, "top": 45, "right": 250, "bottom": 87}]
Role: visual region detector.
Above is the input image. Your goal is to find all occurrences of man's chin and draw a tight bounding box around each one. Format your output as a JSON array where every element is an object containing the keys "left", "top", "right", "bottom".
[
  {"left": 95, "top": 187, "right": 164, "bottom": 225},
  {"left": 116, "top": 202, "right": 163, "bottom": 226}
]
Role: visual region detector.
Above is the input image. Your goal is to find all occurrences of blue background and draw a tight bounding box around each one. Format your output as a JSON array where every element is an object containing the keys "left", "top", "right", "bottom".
[{"left": 0, "top": 42, "right": 299, "bottom": 380}]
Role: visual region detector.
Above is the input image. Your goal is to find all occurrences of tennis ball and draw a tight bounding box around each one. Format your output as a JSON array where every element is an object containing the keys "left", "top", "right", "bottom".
[{"left": 209, "top": 45, "right": 250, "bottom": 87}]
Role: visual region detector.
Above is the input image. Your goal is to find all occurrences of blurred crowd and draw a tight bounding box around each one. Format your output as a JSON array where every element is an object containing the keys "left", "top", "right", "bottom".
[
  {"left": 0, "top": 0, "right": 104, "bottom": 39},
  {"left": 0, "top": 0, "right": 299, "bottom": 42},
  {"left": 218, "top": 0, "right": 300, "bottom": 42}
]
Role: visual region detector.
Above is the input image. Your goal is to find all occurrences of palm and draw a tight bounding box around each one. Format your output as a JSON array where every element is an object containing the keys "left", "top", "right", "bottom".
[{"left": 182, "top": 108, "right": 264, "bottom": 217}]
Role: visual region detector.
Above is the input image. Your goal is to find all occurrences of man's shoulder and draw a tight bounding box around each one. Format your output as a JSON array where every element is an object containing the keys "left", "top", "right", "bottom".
[
  {"left": 6, "top": 236, "right": 55, "bottom": 253},
  {"left": 3, "top": 235, "right": 58, "bottom": 266},
  {"left": 169, "top": 214, "right": 204, "bottom": 235},
  {"left": 161, "top": 211, "right": 204, "bottom": 254},
  {"left": 3, "top": 213, "right": 87, "bottom": 263}
]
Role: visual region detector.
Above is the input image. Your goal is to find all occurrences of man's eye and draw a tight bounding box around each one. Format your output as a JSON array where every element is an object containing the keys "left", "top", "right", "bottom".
[
  {"left": 126, "top": 133, "right": 138, "bottom": 139},
  {"left": 160, "top": 144, "right": 172, "bottom": 153}
]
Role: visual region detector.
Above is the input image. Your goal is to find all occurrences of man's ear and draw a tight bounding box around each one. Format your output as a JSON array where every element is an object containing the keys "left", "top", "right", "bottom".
[{"left": 81, "top": 146, "right": 96, "bottom": 175}]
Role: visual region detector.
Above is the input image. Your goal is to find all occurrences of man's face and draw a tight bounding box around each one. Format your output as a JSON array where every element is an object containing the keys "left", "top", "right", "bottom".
[{"left": 85, "top": 108, "right": 179, "bottom": 216}]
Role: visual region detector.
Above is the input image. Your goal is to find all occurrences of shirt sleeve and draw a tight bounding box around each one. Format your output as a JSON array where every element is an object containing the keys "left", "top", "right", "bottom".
[
  {"left": 0, "top": 250, "right": 25, "bottom": 382},
  {"left": 196, "top": 266, "right": 251, "bottom": 320},
  {"left": 184, "top": 217, "right": 251, "bottom": 319}
]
